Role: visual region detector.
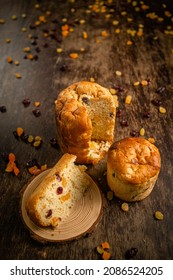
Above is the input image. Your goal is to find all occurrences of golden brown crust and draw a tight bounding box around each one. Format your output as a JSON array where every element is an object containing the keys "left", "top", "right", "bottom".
[
  {"left": 55, "top": 81, "right": 117, "bottom": 164},
  {"left": 108, "top": 137, "right": 161, "bottom": 184}
]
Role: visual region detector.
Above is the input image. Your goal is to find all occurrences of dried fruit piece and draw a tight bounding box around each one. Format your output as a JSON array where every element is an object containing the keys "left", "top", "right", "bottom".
[
  {"left": 32, "top": 109, "right": 41, "bottom": 117},
  {"left": 22, "top": 98, "right": 31, "bottom": 107},
  {"left": 16, "top": 127, "right": 24, "bottom": 137},
  {"left": 0, "top": 105, "right": 7, "bottom": 113},
  {"left": 102, "top": 242, "right": 110, "bottom": 249},
  {"left": 141, "top": 80, "right": 148, "bottom": 86},
  {"left": 28, "top": 165, "right": 41, "bottom": 175},
  {"left": 125, "top": 247, "right": 138, "bottom": 259},
  {"left": 139, "top": 128, "right": 145, "bottom": 136},
  {"left": 28, "top": 135, "right": 34, "bottom": 143},
  {"left": 15, "top": 73, "right": 22, "bottom": 79},
  {"left": 159, "top": 106, "right": 166, "bottom": 114},
  {"left": 133, "top": 81, "right": 140, "bottom": 86},
  {"left": 69, "top": 53, "right": 78, "bottom": 59},
  {"left": 148, "top": 137, "right": 155, "bottom": 144},
  {"left": 5, "top": 153, "right": 20, "bottom": 176},
  {"left": 102, "top": 251, "right": 111, "bottom": 260},
  {"left": 45, "top": 209, "right": 52, "bottom": 218},
  {"left": 125, "top": 95, "right": 132, "bottom": 104},
  {"left": 121, "top": 202, "right": 129, "bottom": 212},
  {"left": 6, "top": 38, "right": 11, "bottom": 43},
  {"left": 7, "top": 57, "right": 13, "bottom": 63},
  {"left": 41, "top": 164, "right": 47, "bottom": 171},
  {"left": 155, "top": 211, "right": 164, "bottom": 220},
  {"left": 57, "top": 187, "right": 63, "bottom": 194},
  {"left": 115, "top": 70, "right": 122, "bottom": 76},
  {"left": 96, "top": 245, "right": 104, "bottom": 255}
]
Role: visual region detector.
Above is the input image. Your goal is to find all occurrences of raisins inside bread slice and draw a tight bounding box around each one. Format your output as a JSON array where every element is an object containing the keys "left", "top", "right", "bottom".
[{"left": 26, "top": 154, "right": 89, "bottom": 227}]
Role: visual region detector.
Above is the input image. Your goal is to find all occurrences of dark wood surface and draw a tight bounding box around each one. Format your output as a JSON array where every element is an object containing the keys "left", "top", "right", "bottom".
[{"left": 0, "top": 0, "right": 173, "bottom": 260}]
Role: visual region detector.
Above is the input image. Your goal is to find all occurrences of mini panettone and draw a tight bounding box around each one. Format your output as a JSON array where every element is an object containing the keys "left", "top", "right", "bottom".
[
  {"left": 26, "top": 154, "right": 90, "bottom": 227},
  {"left": 55, "top": 81, "right": 118, "bottom": 164},
  {"left": 107, "top": 137, "right": 161, "bottom": 202}
]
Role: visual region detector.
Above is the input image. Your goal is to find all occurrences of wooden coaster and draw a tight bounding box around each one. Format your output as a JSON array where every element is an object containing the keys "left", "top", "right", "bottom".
[{"left": 21, "top": 169, "right": 103, "bottom": 243}]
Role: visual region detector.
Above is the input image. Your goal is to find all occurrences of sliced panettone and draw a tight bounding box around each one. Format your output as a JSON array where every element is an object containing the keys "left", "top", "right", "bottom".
[
  {"left": 55, "top": 81, "right": 118, "bottom": 164},
  {"left": 26, "top": 154, "right": 90, "bottom": 227}
]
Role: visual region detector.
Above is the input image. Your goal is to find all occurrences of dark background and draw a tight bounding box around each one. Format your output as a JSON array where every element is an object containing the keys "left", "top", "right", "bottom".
[{"left": 0, "top": 0, "right": 172, "bottom": 260}]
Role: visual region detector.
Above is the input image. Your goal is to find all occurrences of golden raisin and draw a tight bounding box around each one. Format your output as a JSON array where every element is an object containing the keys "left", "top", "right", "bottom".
[{"left": 155, "top": 211, "right": 164, "bottom": 220}]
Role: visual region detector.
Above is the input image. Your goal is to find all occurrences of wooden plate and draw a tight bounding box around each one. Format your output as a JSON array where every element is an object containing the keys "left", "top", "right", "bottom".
[{"left": 21, "top": 169, "right": 103, "bottom": 243}]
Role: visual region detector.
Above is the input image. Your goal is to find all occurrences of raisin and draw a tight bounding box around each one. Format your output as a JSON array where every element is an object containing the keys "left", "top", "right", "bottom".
[
  {"left": 60, "top": 64, "right": 68, "bottom": 71},
  {"left": 143, "top": 111, "right": 151, "bottom": 118},
  {"left": 56, "top": 174, "right": 62, "bottom": 181},
  {"left": 45, "top": 209, "right": 52, "bottom": 218},
  {"left": 120, "top": 120, "right": 129, "bottom": 127},
  {"left": 22, "top": 98, "right": 31, "bottom": 107},
  {"left": 26, "top": 158, "right": 38, "bottom": 168},
  {"left": 130, "top": 130, "right": 137, "bottom": 137},
  {"left": 116, "top": 108, "right": 122, "bottom": 118},
  {"left": 50, "top": 138, "right": 59, "bottom": 148},
  {"left": 125, "top": 247, "right": 138, "bottom": 259},
  {"left": 32, "top": 109, "right": 41, "bottom": 117},
  {"left": 82, "top": 97, "right": 90, "bottom": 105},
  {"left": 0, "top": 105, "right": 7, "bottom": 113},
  {"left": 156, "top": 86, "right": 165, "bottom": 94},
  {"left": 57, "top": 187, "right": 63, "bottom": 194},
  {"left": 151, "top": 99, "right": 162, "bottom": 106},
  {"left": 21, "top": 134, "right": 29, "bottom": 143},
  {"left": 13, "top": 130, "right": 19, "bottom": 140}
]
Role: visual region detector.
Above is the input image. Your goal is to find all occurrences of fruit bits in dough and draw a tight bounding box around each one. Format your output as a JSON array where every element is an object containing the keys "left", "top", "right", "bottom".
[
  {"left": 107, "top": 137, "right": 161, "bottom": 202},
  {"left": 55, "top": 81, "right": 118, "bottom": 164},
  {"left": 26, "top": 153, "right": 90, "bottom": 227}
]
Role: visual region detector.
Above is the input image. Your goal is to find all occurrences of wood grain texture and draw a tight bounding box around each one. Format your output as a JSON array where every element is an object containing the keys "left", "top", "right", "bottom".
[{"left": 0, "top": 0, "right": 173, "bottom": 260}]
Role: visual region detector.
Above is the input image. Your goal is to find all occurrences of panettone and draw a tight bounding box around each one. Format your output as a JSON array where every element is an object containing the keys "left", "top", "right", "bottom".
[
  {"left": 55, "top": 81, "right": 118, "bottom": 164},
  {"left": 26, "top": 154, "right": 89, "bottom": 227},
  {"left": 107, "top": 137, "right": 161, "bottom": 202}
]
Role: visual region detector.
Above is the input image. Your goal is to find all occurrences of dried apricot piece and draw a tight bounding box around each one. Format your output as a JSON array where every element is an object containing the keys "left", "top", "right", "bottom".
[
  {"left": 17, "top": 127, "right": 24, "bottom": 137},
  {"left": 9, "top": 152, "right": 16, "bottom": 162},
  {"left": 102, "top": 251, "right": 111, "bottom": 260},
  {"left": 102, "top": 242, "right": 110, "bottom": 249}
]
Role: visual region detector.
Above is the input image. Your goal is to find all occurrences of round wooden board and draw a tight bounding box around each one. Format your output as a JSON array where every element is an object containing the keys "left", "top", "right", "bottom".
[{"left": 21, "top": 169, "right": 103, "bottom": 243}]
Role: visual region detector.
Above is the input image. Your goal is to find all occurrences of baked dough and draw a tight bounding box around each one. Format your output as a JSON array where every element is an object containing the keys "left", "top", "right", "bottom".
[
  {"left": 107, "top": 137, "right": 161, "bottom": 201},
  {"left": 26, "top": 154, "right": 89, "bottom": 227},
  {"left": 55, "top": 81, "right": 118, "bottom": 164}
]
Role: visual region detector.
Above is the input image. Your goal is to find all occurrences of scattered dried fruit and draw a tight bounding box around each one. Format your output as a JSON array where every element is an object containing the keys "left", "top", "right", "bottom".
[
  {"left": 7, "top": 57, "right": 13, "bottom": 63},
  {"left": 32, "top": 109, "right": 41, "bottom": 117},
  {"left": 159, "top": 106, "right": 166, "bottom": 114},
  {"left": 139, "top": 127, "right": 145, "bottom": 136},
  {"left": 5, "top": 153, "right": 20, "bottom": 176},
  {"left": 15, "top": 73, "right": 22, "bottom": 79},
  {"left": 125, "top": 247, "right": 138, "bottom": 259},
  {"left": 125, "top": 95, "right": 132, "bottom": 104},
  {"left": 155, "top": 211, "right": 164, "bottom": 220},
  {"left": 115, "top": 70, "right": 122, "bottom": 76},
  {"left": 0, "top": 105, "right": 7, "bottom": 113},
  {"left": 69, "top": 53, "right": 78, "bottom": 59},
  {"left": 121, "top": 202, "right": 129, "bottom": 212},
  {"left": 16, "top": 127, "right": 24, "bottom": 137},
  {"left": 22, "top": 98, "right": 31, "bottom": 107},
  {"left": 102, "top": 251, "right": 111, "bottom": 260}
]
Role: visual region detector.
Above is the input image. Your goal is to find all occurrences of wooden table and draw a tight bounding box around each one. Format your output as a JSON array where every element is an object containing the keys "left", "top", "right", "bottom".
[{"left": 0, "top": 0, "right": 172, "bottom": 260}]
